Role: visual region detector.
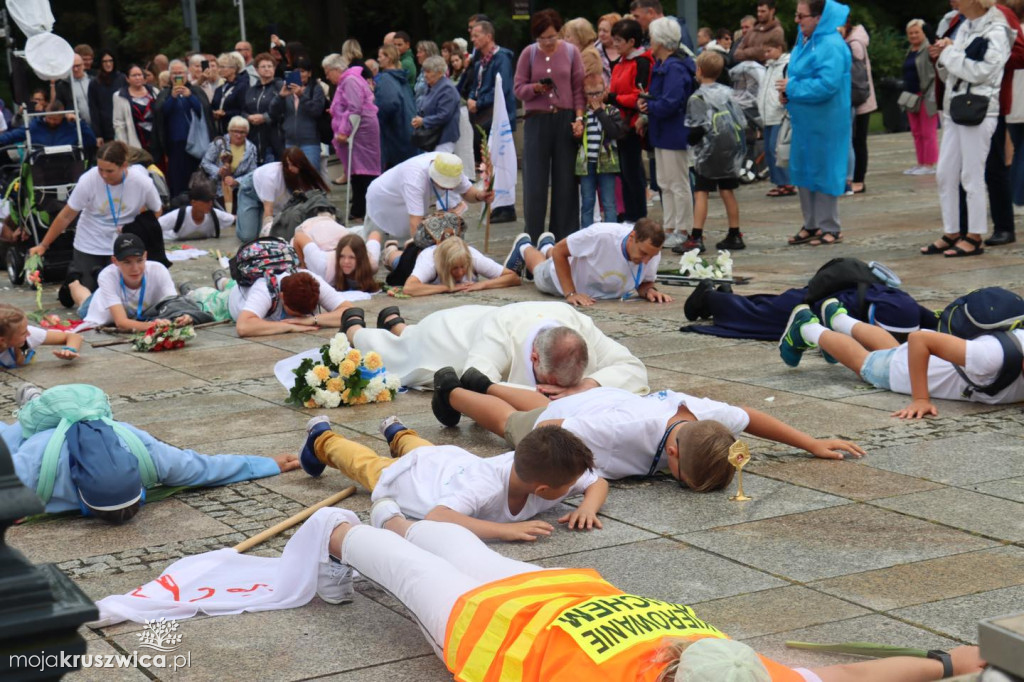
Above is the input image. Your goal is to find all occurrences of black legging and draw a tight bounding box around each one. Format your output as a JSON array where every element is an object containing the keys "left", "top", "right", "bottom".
[
  {"left": 618, "top": 133, "right": 648, "bottom": 222},
  {"left": 852, "top": 112, "right": 871, "bottom": 184},
  {"left": 348, "top": 174, "right": 374, "bottom": 220}
]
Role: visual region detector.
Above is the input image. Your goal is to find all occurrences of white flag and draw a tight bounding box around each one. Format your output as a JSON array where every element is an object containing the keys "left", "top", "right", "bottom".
[
  {"left": 488, "top": 73, "right": 517, "bottom": 210},
  {"left": 92, "top": 508, "right": 357, "bottom": 626}
]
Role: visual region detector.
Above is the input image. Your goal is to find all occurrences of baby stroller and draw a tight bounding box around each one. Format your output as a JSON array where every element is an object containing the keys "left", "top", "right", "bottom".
[{"left": 1, "top": 0, "right": 85, "bottom": 285}]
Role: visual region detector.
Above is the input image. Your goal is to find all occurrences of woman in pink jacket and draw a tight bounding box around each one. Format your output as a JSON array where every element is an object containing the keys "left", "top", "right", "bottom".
[{"left": 324, "top": 53, "right": 381, "bottom": 222}]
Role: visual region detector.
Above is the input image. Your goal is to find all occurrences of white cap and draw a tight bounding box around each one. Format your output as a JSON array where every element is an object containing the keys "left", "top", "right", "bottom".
[{"left": 676, "top": 639, "right": 771, "bottom": 682}]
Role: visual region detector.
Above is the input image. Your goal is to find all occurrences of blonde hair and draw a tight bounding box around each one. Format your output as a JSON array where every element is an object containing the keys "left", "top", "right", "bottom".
[
  {"left": 906, "top": 18, "right": 926, "bottom": 31},
  {"left": 341, "top": 39, "right": 363, "bottom": 64},
  {"left": 696, "top": 50, "right": 725, "bottom": 81},
  {"left": 676, "top": 420, "right": 737, "bottom": 492},
  {"left": 653, "top": 638, "right": 696, "bottom": 681},
  {"left": 562, "top": 17, "right": 597, "bottom": 49},
  {"left": 378, "top": 44, "right": 400, "bottom": 69},
  {"left": 0, "top": 304, "right": 27, "bottom": 341},
  {"left": 434, "top": 237, "right": 474, "bottom": 289}
]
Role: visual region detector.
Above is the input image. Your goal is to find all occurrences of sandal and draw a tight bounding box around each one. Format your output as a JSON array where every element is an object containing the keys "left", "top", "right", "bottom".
[
  {"left": 809, "top": 232, "right": 843, "bottom": 246},
  {"left": 341, "top": 307, "right": 366, "bottom": 333},
  {"left": 766, "top": 187, "right": 785, "bottom": 197},
  {"left": 920, "top": 234, "right": 958, "bottom": 255},
  {"left": 376, "top": 306, "right": 405, "bottom": 330},
  {"left": 788, "top": 228, "right": 821, "bottom": 246},
  {"left": 944, "top": 235, "right": 985, "bottom": 257}
]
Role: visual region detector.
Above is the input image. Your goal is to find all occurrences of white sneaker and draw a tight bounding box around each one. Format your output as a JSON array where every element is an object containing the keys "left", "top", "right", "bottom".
[
  {"left": 15, "top": 383, "right": 43, "bottom": 407},
  {"left": 662, "top": 231, "right": 686, "bottom": 249},
  {"left": 306, "top": 415, "right": 331, "bottom": 435},
  {"left": 316, "top": 559, "right": 354, "bottom": 605},
  {"left": 915, "top": 166, "right": 936, "bottom": 175},
  {"left": 370, "top": 497, "right": 404, "bottom": 529},
  {"left": 903, "top": 166, "right": 921, "bottom": 175}
]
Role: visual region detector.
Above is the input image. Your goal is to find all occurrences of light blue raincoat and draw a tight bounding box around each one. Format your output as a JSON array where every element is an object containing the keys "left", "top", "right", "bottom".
[{"left": 786, "top": 0, "right": 851, "bottom": 196}]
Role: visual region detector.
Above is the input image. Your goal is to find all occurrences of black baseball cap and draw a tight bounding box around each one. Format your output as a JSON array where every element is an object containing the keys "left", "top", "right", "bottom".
[{"left": 113, "top": 233, "right": 146, "bottom": 260}]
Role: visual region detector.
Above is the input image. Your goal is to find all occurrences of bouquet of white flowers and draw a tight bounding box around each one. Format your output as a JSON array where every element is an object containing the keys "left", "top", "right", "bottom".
[
  {"left": 678, "top": 249, "right": 734, "bottom": 280},
  {"left": 287, "top": 333, "right": 400, "bottom": 408}
]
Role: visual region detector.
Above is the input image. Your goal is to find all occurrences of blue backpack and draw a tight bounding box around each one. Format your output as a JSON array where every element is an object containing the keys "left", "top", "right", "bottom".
[{"left": 938, "top": 288, "right": 1024, "bottom": 397}]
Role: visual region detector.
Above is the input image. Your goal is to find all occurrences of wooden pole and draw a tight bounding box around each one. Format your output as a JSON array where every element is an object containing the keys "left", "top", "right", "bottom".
[
  {"left": 232, "top": 486, "right": 357, "bottom": 553},
  {"left": 484, "top": 204, "right": 492, "bottom": 252}
]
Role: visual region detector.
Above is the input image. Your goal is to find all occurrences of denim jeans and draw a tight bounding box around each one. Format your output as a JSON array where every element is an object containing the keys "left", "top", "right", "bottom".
[
  {"left": 298, "top": 144, "right": 321, "bottom": 171},
  {"left": 764, "top": 125, "right": 790, "bottom": 186},
  {"left": 235, "top": 174, "right": 262, "bottom": 242},
  {"left": 579, "top": 163, "right": 617, "bottom": 228}
]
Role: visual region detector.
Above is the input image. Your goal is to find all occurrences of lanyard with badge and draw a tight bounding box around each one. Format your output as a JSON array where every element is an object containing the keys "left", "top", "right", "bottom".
[
  {"left": 106, "top": 171, "right": 127, "bottom": 230},
  {"left": 620, "top": 235, "right": 643, "bottom": 300},
  {"left": 649, "top": 419, "right": 687, "bottom": 476},
  {"left": 1, "top": 346, "right": 34, "bottom": 369},
  {"left": 121, "top": 274, "right": 147, "bottom": 320},
  {"left": 432, "top": 184, "right": 451, "bottom": 212}
]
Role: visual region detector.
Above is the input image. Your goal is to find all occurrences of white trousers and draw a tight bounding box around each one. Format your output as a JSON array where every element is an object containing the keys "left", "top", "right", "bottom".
[
  {"left": 655, "top": 147, "right": 693, "bottom": 234},
  {"left": 342, "top": 521, "right": 538, "bottom": 651},
  {"left": 936, "top": 114, "right": 997, "bottom": 235}
]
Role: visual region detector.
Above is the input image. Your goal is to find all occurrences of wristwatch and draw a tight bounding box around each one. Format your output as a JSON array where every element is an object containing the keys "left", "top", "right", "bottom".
[
  {"left": 565, "top": 291, "right": 576, "bottom": 299},
  {"left": 926, "top": 650, "right": 953, "bottom": 679}
]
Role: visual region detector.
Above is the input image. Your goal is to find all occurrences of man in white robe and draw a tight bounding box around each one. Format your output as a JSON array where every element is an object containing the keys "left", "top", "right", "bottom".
[{"left": 346, "top": 301, "right": 649, "bottom": 396}]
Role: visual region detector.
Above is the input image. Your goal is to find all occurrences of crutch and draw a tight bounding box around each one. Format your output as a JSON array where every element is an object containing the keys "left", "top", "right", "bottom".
[{"left": 344, "top": 114, "right": 361, "bottom": 221}]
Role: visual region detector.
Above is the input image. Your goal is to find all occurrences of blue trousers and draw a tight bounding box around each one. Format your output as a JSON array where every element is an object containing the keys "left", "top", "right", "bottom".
[
  {"left": 235, "top": 174, "right": 261, "bottom": 242},
  {"left": 764, "top": 125, "right": 790, "bottom": 187},
  {"left": 579, "top": 163, "right": 617, "bottom": 228}
]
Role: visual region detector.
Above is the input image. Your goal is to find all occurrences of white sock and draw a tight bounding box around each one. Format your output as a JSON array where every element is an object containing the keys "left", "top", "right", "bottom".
[
  {"left": 831, "top": 312, "right": 858, "bottom": 336},
  {"left": 518, "top": 243, "right": 530, "bottom": 259},
  {"left": 539, "top": 243, "right": 553, "bottom": 256},
  {"left": 800, "top": 322, "right": 826, "bottom": 347}
]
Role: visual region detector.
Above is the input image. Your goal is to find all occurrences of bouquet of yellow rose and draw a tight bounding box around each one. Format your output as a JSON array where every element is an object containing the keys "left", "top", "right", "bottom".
[{"left": 286, "top": 333, "right": 400, "bottom": 408}]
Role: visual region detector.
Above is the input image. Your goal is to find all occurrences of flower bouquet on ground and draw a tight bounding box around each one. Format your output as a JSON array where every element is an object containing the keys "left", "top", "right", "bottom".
[
  {"left": 287, "top": 333, "right": 400, "bottom": 408},
  {"left": 131, "top": 321, "right": 196, "bottom": 352},
  {"left": 656, "top": 249, "right": 751, "bottom": 287}
]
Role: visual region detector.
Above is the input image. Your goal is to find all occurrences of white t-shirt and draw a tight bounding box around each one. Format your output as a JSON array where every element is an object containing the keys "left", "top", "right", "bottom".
[
  {"left": 227, "top": 269, "right": 349, "bottom": 321},
  {"left": 554, "top": 223, "right": 661, "bottom": 299},
  {"left": 67, "top": 165, "right": 162, "bottom": 255},
  {"left": 365, "top": 152, "right": 473, "bottom": 234},
  {"left": 887, "top": 329, "right": 1024, "bottom": 404},
  {"left": 409, "top": 244, "right": 504, "bottom": 285},
  {"left": 536, "top": 387, "right": 750, "bottom": 480},
  {"left": 84, "top": 262, "right": 178, "bottom": 327},
  {"left": 371, "top": 446, "right": 599, "bottom": 521},
  {"left": 159, "top": 207, "right": 236, "bottom": 241},
  {"left": 252, "top": 162, "right": 290, "bottom": 211}
]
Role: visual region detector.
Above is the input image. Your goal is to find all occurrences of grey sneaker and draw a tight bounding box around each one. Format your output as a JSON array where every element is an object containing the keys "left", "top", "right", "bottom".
[
  {"left": 211, "top": 269, "right": 230, "bottom": 291},
  {"left": 15, "top": 383, "right": 43, "bottom": 407},
  {"left": 316, "top": 558, "right": 354, "bottom": 605}
]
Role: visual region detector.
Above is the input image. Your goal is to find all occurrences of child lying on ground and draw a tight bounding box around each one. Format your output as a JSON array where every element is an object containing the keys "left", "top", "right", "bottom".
[
  {"left": 779, "top": 298, "right": 1024, "bottom": 418},
  {"left": 0, "top": 304, "right": 82, "bottom": 367},
  {"left": 431, "top": 366, "right": 865, "bottom": 492},
  {"left": 298, "top": 415, "right": 608, "bottom": 542}
]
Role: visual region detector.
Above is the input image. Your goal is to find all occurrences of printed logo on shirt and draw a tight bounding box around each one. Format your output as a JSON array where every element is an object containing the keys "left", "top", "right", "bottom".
[{"left": 550, "top": 594, "right": 724, "bottom": 664}]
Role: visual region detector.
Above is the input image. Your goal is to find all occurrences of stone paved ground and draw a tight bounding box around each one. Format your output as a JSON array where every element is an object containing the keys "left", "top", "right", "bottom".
[{"left": 3, "top": 132, "right": 1023, "bottom": 680}]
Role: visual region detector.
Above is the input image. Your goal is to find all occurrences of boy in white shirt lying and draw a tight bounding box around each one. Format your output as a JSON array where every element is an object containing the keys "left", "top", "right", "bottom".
[
  {"left": 298, "top": 416, "right": 608, "bottom": 542},
  {"left": 780, "top": 298, "right": 1024, "bottom": 418},
  {"left": 159, "top": 184, "right": 235, "bottom": 241},
  {"left": 503, "top": 218, "right": 672, "bottom": 306},
  {"left": 70, "top": 233, "right": 188, "bottom": 332},
  {"left": 433, "top": 367, "right": 865, "bottom": 492}
]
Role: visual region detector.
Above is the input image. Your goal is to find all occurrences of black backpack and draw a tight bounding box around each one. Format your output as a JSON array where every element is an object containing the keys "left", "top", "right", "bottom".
[
  {"left": 172, "top": 207, "right": 221, "bottom": 239},
  {"left": 851, "top": 54, "right": 870, "bottom": 108},
  {"left": 804, "top": 258, "right": 882, "bottom": 318},
  {"left": 268, "top": 190, "right": 337, "bottom": 240},
  {"left": 938, "top": 287, "right": 1024, "bottom": 397}
]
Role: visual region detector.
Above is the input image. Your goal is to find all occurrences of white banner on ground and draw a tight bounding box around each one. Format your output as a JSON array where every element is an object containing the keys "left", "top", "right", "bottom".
[{"left": 488, "top": 74, "right": 517, "bottom": 210}]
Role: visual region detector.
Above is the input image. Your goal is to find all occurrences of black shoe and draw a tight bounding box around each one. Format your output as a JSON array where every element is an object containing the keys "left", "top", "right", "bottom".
[
  {"left": 57, "top": 282, "right": 74, "bottom": 309},
  {"left": 490, "top": 206, "right": 517, "bottom": 223},
  {"left": 460, "top": 367, "right": 494, "bottom": 394},
  {"left": 340, "top": 307, "right": 366, "bottom": 334},
  {"left": 985, "top": 232, "right": 1016, "bottom": 246},
  {"left": 716, "top": 282, "right": 733, "bottom": 294},
  {"left": 684, "top": 279, "right": 715, "bottom": 322},
  {"left": 673, "top": 236, "right": 705, "bottom": 254},
  {"left": 715, "top": 232, "right": 746, "bottom": 251},
  {"left": 431, "top": 367, "right": 462, "bottom": 426}
]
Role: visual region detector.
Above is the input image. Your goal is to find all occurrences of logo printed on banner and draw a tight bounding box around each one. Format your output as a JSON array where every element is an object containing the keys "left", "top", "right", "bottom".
[{"left": 549, "top": 595, "right": 725, "bottom": 664}]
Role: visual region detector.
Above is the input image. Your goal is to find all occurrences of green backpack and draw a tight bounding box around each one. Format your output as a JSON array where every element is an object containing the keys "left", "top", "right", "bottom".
[{"left": 17, "top": 384, "right": 157, "bottom": 502}]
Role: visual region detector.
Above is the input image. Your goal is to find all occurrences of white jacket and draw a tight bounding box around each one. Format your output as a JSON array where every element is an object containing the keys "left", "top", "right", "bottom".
[
  {"left": 351, "top": 302, "right": 649, "bottom": 394},
  {"left": 757, "top": 53, "right": 790, "bottom": 127},
  {"left": 937, "top": 6, "right": 1013, "bottom": 117},
  {"left": 112, "top": 86, "right": 157, "bottom": 147}
]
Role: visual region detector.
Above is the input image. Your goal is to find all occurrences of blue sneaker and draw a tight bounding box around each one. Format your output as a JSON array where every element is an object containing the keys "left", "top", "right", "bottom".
[
  {"left": 779, "top": 305, "right": 818, "bottom": 367},
  {"left": 503, "top": 233, "right": 532, "bottom": 275},
  {"left": 300, "top": 416, "right": 332, "bottom": 477},
  {"left": 818, "top": 298, "right": 846, "bottom": 364},
  {"left": 537, "top": 231, "right": 556, "bottom": 252}
]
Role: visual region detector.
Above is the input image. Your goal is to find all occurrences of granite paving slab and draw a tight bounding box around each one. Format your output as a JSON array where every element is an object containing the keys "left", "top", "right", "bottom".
[
  {"left": 808, "top": 546, "right": 1024, "bottom": 611},
  {"left": 680, "top": 504, "right": 996, "bottom": 582},
  {"left": 967, "top": 476, "right": 1024, "bottom": 503},
  {"left": 748, "top": 458, "right": 945, "bottom": 501},
  {"left": 860, "top": 432, "right": 1024, "bottom": 486},
  {"left": 872, "top": 487, "right": 1024, "bottom": 542},
  {"left": 891, "top": 585, "right": 1024, "bottom": 643}
]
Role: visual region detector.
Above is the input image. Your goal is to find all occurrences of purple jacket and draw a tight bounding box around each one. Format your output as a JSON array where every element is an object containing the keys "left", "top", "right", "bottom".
[{"left": 331, "top": 66, "right": 381, "bottom": 177}]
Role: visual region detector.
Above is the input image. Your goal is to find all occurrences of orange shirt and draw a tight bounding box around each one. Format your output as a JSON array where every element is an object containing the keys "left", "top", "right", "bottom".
[{"left": 443, "top": 568, "right": 805, "bottom": 682}]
